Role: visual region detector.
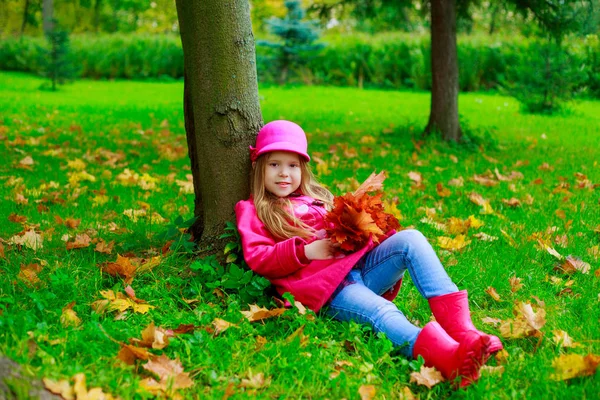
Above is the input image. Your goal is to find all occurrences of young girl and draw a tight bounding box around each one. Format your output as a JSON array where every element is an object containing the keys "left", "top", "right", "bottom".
[{"left": 235, "top": 120, "right": 503, "bottom": 387}]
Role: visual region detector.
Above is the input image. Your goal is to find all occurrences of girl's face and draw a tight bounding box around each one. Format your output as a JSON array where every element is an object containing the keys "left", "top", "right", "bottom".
[{"left": 264, "top": 151, "right": 302, "bottom": 198}]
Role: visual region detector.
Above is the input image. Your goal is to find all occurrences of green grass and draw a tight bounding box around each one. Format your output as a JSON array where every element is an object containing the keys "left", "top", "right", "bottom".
[{"left": 0, "top": 71, "right": 599, "bottom": 399}]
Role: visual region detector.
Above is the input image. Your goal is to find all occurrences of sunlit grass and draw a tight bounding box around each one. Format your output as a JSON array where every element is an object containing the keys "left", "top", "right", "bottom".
[{"left": 0, "top": 71, "right": 599, "bottom": 398}]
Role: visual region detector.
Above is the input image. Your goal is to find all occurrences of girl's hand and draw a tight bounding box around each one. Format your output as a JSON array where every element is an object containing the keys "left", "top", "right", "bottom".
[{"left": 304, "top": 239, "right": 336, "bottom": 260}]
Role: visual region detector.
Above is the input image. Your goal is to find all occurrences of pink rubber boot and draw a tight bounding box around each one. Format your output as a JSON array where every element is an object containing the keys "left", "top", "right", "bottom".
[
  {"left": 428, "top": 290, "right": 503, "bottom": 355},
  {"left": 413, "top": 322, "right": 489, "bottom": 388}
]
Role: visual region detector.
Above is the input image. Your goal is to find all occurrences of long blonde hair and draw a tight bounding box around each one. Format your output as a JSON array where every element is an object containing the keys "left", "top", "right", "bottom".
[{"left": 251, "top": 153, "right": 334, "bottom": 241}]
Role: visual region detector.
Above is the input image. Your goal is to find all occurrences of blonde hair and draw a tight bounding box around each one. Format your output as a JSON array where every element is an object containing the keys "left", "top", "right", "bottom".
[{"left": 251, "top": 153, "right": 334, "bottom": 241}]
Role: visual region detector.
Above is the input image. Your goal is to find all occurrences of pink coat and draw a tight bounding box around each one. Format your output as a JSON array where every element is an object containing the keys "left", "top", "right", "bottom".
[{"left": 235, "top": 194, "right": 401, "bottom": 312}]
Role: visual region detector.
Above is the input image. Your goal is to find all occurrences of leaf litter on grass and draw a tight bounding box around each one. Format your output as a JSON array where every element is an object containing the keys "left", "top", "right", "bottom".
[{"left": 2, "top": 80, "right": 600, "bottom": 397}]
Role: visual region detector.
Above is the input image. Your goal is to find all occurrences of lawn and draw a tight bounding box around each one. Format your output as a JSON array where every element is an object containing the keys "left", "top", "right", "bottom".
[{"left": 0, "top": 71, "right": 599, "bottom": 399}]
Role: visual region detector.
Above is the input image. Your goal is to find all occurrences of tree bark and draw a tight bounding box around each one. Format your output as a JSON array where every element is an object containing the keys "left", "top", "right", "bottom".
[
  {"left": 175, "top": 0, "right": 263, "bottom": 248},
  {"left": 43, "top": 0, "right": 54, "bottom": 34},
  {"left": 94, "top": 0, "right": 102, "bottom": 32},
  {"left": 21, "top": 0, "right": 31, "bottom": 36},
  {"left": 425, "top": 0, "right": 462, "bottom": 142}
]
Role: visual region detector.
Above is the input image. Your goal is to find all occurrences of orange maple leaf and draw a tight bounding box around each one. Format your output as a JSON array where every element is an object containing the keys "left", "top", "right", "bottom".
[{"left": 325, "top": 172, "right": 400, "bottom": 253}]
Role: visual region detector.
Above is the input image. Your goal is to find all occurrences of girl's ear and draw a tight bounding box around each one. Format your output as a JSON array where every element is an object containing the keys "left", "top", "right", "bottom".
[{"left": 251, "top": 161, "right": 256, "bottom": 168}]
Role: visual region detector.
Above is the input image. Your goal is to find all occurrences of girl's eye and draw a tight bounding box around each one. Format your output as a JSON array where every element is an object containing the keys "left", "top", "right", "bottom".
[
  {"left": 269, "top": 163, "right": 278, "bottom": 167},
  {"left": 290, "top": 164, "right": 299, "bottom": 168}
]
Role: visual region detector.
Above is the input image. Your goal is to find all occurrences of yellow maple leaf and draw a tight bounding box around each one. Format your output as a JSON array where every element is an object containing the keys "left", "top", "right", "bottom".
[
  {"left": 437, "top": 235, "right": 471, "bottom": 251},
  {"left": 499, "top": 301, "right": 546, "bottom": 338},
  {"left": 550, "top": 354, "right": 600, "bottom": 381}
]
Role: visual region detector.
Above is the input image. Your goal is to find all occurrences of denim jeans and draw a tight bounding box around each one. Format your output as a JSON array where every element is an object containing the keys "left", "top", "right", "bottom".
[{"left": 326, "top": 229, "right": 458, "bottom": 357}]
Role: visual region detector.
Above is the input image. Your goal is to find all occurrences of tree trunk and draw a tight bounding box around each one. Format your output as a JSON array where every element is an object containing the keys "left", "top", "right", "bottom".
[
  {"left": 21, "top": 0, "right": 31, "bottom": 36},
  {"left": 94, "top": 0, "right": 102, "bottom": 32},
  {"left": 489, "top": 4, "right": 499, "bottom": 35},
  {"left": 43, "top": 0, "right": 54, "bottom": 34},
  {"left": 175, "top": 0, "right": 263, "bottom": 248},
  {"left": 425, "top": 0, "right": 462, "bottom": 142}
]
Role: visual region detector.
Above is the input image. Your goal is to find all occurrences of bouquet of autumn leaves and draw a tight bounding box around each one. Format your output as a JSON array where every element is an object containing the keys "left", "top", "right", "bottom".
[{"left": 325, "top": 171, "right": 401, "bottom": 253}]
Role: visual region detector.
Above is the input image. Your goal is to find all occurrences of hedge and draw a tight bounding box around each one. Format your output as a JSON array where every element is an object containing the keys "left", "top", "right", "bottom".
[{"left": 1, "top": 32, "right": 598, "bottom": 96}]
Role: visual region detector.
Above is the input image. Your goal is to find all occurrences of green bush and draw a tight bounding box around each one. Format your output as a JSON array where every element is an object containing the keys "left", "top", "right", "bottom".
[
  {"left": 1, "top": 32, "right": 599, "bottom": 98},
  {"left": 504, "top": 40, "right": 586, "bottom": 113}
]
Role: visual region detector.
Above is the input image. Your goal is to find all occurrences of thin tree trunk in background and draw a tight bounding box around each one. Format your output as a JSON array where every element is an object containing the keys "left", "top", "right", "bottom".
[
  {"left": 425, "top": 0, "right": 462, "bottom": 142},
  {"left": 176, "top": 0, "right": 263, "bottom": 247},
  {"left": 94, "top": 0, "right": 102, "bottom": 32},
  {"left": 489, "top": 4, "right": 500, "bottom": 35},
  {"left": 42, "top": 0, "right": 53, "bottom": 34},
  {"left": 21, "top": 0, "right": 31, "bottom": 36}
]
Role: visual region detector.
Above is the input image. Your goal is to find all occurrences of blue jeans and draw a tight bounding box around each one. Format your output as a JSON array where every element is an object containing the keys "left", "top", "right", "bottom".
[{"left": 326, "top": 229, "right": 458, "bottom": 357}]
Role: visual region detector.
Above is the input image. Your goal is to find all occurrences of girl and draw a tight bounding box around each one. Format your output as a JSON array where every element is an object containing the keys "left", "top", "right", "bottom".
[{"left": 235, "top": 120, "right": 503, "bottom": 388}]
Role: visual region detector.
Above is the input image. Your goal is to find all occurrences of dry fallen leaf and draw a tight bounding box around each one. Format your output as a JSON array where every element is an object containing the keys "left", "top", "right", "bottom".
[
  {"left": 502, "top": 198, "right": 521, "bottom": 208},
  {"left": 482, "top": 317, "right": 503, "bottom": 326},
  {"left": 117, "top": 343, "right": 153, "bottom": 365},
  {"left": 397, "top": 386, "right": 416, "bottom": 400},
  {"left": 60, "top": 302, "right": 82, "bottom": 328},
  {"left": 43, "top": 378, "right": 74, "bottom": 400},
  {"left": 20, "top": 156, "right": 34, "bottom": 166},
  {"left": 95, "top": 239, "right": 115, "bottom": 254},
  {"left": 474, "top": 232, "right": 498, "bottom": 241},
  {"left": 509, "top": 276, "right": 523, "bottom": 293},
  {"left": 485, "top": 287, "right": 502, "bottom": 301},
  {"left": 542, "top": 242, "right": 564, "bottom": 260},
  {"left": 9, "top": 229, "right": 43, "bottom": 251},
  {"left": 555, "top": 256, "right": 591, "bottom": 275},
  {"left": 140, "top": 354, "right": 194, "bottom": 394},
  {"left": 66, "top": 233, "right": 92, "bottom": 250},
  {"left": 550, "top": 354, "right": 600, "bottom": 381},
  {"left": 437, "top": 235, "right": 471, "bottom": 251},
  {"left": 239, "top": 370, "right": 271, "bottom": 389},
  {"left": 130, "top": 322, "right": 171, "bottom": 350},
  {"left": 64, "top": 218, "right": 81, "bottom": 229},
  {"left": 499, "top": 301, "right": 546, "bottom": 338},
  {"left": 469, "top": 193, "right": 494, "bottom": 214},
  {"left": 353, "top": 171, "right": 386, "bottom": 197},
  {"left": 473, "top": 174, "right": 498, "bottom": 187},
  {"left": 407, "top": 171, "right": 423, "bottom": 186},
  {"left": 91, "top": 289, "right": 155, "bottom": 315},
  {"left": 409, "top": 366, "right": 444, "bottom": 388},
  {"left": 43, "top": 373, "right": 115, "bottom": 400},
  {"left": 552, "top": 330, "right": 581, "bottom": 348},
  {"left": 241, "top": 304, "right": 286, "bottom": 322},
  {"left": 212, "top": 318, "right": 237, "bottom": 335},
  {"left": 436, "top": 183, "right": 452, "bottom": 197},
  {"left": 18, "top": 263, "right": 43, "bottom": 287},
  {"left": 358, "top": 384, "right": 376, "bottom": 400},
  {"left": 100, "top": 255, "right": 137, "bottom": 283},
  {"left": 8, "top": 213, "right": 27, "bottom": 224},
  {"left": 448, "top": 176, "right": 464, "bottom": 187},
  {"left": 481, "top": 365, "right": 505, "bottom": 376}
]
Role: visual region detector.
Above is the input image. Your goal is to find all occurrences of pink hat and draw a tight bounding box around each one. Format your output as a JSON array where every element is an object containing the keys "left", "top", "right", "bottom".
[{"left": 250, "top": 120, "right": 310, "bottom": 162}]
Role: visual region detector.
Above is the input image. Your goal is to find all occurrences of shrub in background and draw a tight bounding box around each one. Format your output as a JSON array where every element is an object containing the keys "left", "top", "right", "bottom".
[
  {"left": 257, "top": 0, "right": 324, "bottom": 85},
  {"left": 504, "top": 40, "right": 585, "bottom": 113},
  {"left": 1, "top": 32, "right": 599, "bottom": 100}
]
